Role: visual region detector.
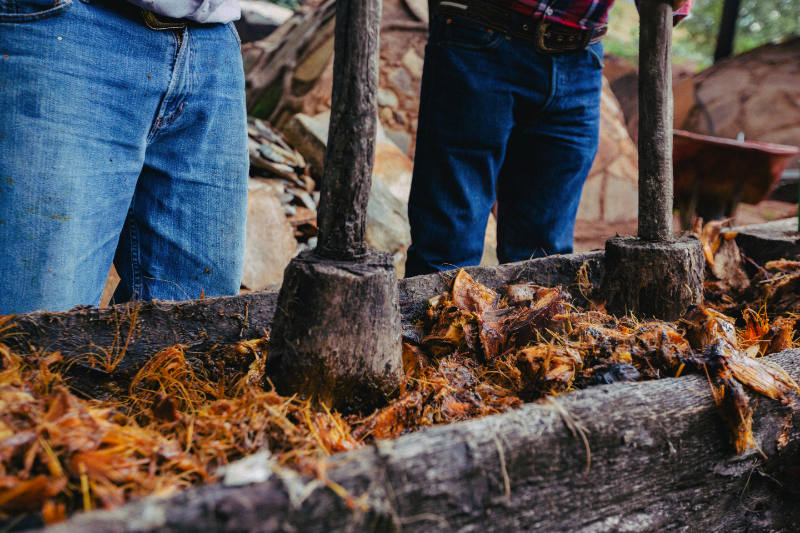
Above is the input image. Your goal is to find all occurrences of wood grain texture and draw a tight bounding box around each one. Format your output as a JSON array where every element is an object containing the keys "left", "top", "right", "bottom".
[
  {"left": 733, "top": 219, "right": 800, "bottom": 265},
  {"left": 40, "top": 349, "right": 800, "bottom": 533},
  {"left": 637, "top": 0, "right": 674, "bottom": 242}
]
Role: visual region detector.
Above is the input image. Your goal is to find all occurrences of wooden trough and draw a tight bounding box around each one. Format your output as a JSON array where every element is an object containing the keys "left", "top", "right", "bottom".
[{"left": 8, "top": 220, "right": 800, "bottom": 532}]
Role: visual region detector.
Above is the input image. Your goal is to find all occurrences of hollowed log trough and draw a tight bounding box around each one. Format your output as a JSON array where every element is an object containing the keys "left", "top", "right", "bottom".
[{"left": 9, "top": 219, "right": 800, "bottom": 533}]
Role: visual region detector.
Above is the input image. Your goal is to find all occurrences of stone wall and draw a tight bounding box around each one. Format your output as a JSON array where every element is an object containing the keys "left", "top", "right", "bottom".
[{"left": 576, "top": 77, "right": 640, "bottom": 224}]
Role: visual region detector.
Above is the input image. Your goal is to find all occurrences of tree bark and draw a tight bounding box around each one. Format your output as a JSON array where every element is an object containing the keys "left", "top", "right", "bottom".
[
  {"left": 714, "top": 0, "right": 741, "bottom": 62},
  {"left": 265, "top": 0, "right": 405, "bottom": 412},
  {"left": 4, "top": 252, "right": 604, "bottom": 395},
  {"left": 12, "top": 215, "right": 797, "bottom": 384},
  {"left": 40, "top": 349, "right": 800, "bottom": 533}
]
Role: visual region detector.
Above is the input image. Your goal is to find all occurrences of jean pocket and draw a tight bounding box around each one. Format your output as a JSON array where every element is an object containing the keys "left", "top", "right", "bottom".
[
  {"left": 0, "top": 0, "right": 72, "bottom": 22},
  {"left": 437, "top": 14, "right": 503, "bottom": 51},
  {"left": 227, "top": 21, "right": 241, "bottom": 46},
  {"left": 587, "top": 41, "right": 604, "bottom": 69}
]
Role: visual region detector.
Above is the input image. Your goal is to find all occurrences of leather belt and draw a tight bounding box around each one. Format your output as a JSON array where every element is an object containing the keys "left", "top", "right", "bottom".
[
  {"left": 437, "top": 0, "right": 607, "bottom": 53},
  {"left": 141, "top": 9, "right": 188, "bottom": 31}
]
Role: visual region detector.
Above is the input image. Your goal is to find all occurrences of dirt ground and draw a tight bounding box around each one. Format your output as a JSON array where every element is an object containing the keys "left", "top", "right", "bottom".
[{"left": 574, "top": 200, "right": 798, "bottom": 252}]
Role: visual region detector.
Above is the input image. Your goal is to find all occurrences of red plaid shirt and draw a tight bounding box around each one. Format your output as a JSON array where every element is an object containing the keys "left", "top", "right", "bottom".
[{"left": 493, "top": 0, "right": 693, "bottom": 30}]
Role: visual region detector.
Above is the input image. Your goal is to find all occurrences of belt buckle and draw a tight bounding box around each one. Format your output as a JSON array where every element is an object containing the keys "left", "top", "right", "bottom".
[
  {"left": 535, "top": 22, "right": 559, "bottom": 54},
  {"left": 141, "top": 9, "right": 188, "bottom": 31}
]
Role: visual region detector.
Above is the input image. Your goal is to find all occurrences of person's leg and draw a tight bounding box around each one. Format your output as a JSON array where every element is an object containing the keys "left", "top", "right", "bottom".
[
  {"left": 0, "top": 1, "right": 171, "bottom": 313},
  {"left": 113, "top": 22, "right": 248, "bottom": 302},
  {"left": 496, "top": 42, "right": 604, "bottom": 263},
  {"left": 405, "top": 16, "right": 517, "bottom": 277}
]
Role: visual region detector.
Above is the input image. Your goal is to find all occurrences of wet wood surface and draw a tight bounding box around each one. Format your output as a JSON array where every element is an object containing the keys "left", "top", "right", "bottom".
[{"left": 314, "top": 0, "right": 381, "bottom": 261}]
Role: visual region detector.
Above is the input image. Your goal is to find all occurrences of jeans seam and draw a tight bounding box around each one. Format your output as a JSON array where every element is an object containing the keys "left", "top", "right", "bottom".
[
  {"left": 0, "top": 0, "right": 73, "bottom": 22},
  {"left": 147, "top": 28, "right": 189, "bottom": 142},
  {"left": 127, "top": 211, "right": 143, "bottom": 300},
  {"left": 436, "top": 16, "right": 504, "bottom": 51},
  {"left": 226, "top": 21, "right": 241, "bottom": 45},
  {"left": 157, "top": 35, "right": 191, "bottom": 131},
  {"left": 541, "top": 55, "right": 557, "bottom": 111},
  {"left": 587, "top": 42, "right": 604, "bottom": 68}
]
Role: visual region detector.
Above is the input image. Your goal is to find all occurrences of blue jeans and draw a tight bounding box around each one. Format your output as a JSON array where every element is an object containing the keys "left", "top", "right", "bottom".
[
  {"left": 0, "top": 0, "right": 248, "bottom": 313},
  {"left": 406, "top": 14, "right": 604, "bottom": 276}
]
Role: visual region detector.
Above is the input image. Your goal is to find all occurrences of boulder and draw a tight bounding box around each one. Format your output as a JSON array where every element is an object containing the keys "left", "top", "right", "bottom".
[
  {"left": 366, "top": 178, "right": 412, "bottom": 271},
  {"left": 235, "top": 1, "right": 293, "bottom": 44},
  {"left": 281, "top": 113, "right": 329, "bottom": 180},
  {"left": 279, "top": 111, "right": 412, "bottom": 262},
  {"left": 401, "top": 48, "right": 425, "bottom": 80},
  {"left": 605, "top": 55, "right": 699, "bottom": 144},
  {"left": 403, "top": 0, "right": 429, "bottom": 23},
  {"left": 374, "top": 125, "right": 414, "bottom": 203},
  {"left": 241, "top": 186, "right": 298, "bottom": 290},
  {"left": 377, "top": 88, "right": 400, "bottom": 109}
]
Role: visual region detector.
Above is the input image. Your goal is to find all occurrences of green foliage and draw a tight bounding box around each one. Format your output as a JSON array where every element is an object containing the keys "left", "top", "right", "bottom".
[
  {"left": 605, "top": 0, "right": 798, "bottom": 68},
  {"left": 681, "top": 0, "right": 800, "bottom": 58}
]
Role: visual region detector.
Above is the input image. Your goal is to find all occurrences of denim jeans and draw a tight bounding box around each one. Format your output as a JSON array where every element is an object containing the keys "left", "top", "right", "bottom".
[
  {"left": 405, "top": 13, "right": 604, "bottom": 276},
  {"left": 0, "top": 0, "right": 249, "bottom": 313}
]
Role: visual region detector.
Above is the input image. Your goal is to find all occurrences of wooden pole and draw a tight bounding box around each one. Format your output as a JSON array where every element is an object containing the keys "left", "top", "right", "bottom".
[
  {"left": 266, "top": 0, "right": 403, "bottom": 412},
  {"left": 714, "top": 0, "right": 741, "bottom": 63}
]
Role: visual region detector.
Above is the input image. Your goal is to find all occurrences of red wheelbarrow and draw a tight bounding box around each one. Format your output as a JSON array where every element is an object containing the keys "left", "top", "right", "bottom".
[{"left": 673, "top": 129, "right": 800, "bottom": 228}]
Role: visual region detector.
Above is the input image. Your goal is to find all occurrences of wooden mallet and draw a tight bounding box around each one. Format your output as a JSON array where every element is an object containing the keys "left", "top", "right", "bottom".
[
  {"left": 602, "top": 0, "right": 704, "bottom": 320},
  {"left": 267, "top": 0, "right": 404, "bottom": 413}
]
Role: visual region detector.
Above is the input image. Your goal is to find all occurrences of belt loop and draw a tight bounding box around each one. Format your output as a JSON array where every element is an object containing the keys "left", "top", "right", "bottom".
[{"left": 582, "top": 25, "right": 593, "bottom": 49}]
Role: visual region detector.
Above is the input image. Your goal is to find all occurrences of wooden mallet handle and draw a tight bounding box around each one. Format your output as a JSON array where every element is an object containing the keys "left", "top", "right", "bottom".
[
  {"left": 637, "top": 0, "right": 674, "bottom": 242},
  {"left": 315, "top": 0, "right": 382, "bottom": 261}
]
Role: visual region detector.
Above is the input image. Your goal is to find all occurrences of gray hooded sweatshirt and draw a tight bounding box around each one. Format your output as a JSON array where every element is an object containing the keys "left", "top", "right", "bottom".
[{"left": 128, "top": 0, "right": 240, "bottom": 23}]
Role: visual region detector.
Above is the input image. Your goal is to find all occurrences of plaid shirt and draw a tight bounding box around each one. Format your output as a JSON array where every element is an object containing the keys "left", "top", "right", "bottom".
[{"left": 493, "top": 0, "right": 693, "bottom": 30}]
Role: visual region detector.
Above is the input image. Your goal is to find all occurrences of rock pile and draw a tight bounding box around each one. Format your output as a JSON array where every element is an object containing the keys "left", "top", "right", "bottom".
[
  {"left": 243, "top": 115, "right": 413, "bottom": 288},
  {"left": 576, "top": 77, "right": 639, "bottom": 225},
  {"left": 243, "top": 118, "right": 313, "bottom": 290}
]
